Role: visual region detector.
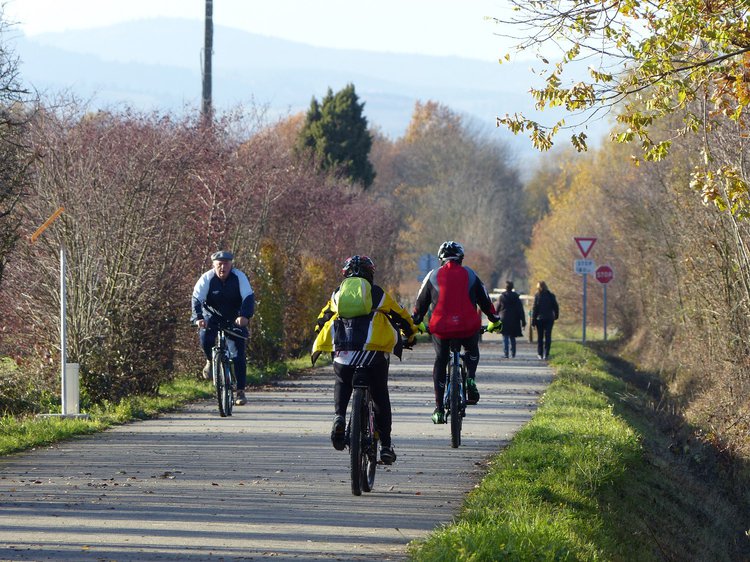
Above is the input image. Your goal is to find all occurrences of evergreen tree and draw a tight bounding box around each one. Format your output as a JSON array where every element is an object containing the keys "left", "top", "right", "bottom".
[{"left": 297, "top": 83, "right": 375, "bottom": 188}]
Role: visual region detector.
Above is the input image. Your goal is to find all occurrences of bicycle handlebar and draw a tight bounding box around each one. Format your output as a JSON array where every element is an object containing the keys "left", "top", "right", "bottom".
[{"left": 200, "top": 302, "right": 248, "bottom": 340}]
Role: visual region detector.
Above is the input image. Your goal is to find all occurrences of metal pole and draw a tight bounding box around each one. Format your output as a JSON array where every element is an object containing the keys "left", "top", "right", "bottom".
[
  {"left": 582, "top": 273, "right": 587, "bottom": 343},
  {"left": 603, "top": 284, "right": 608, "bottom": 341},
  {"left": 201, "top": 0, "right": 214, "bottom": 124},
  {"left": 60, "top": 246, "right": 67, "bottom": 414}
]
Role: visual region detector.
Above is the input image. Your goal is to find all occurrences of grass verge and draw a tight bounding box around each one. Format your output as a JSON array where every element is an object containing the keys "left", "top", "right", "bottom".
[
  {"left": 0, "top": 359, "right": 310, "bottom": 457},
  {"left": 408, "top": 341, "right": 750, "bottom": 561}
]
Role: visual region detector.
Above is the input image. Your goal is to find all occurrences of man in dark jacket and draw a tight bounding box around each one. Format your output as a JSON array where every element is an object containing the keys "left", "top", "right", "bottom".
[
  {"left": 191, "top": 251, "right": 255, "bottom": 405},
  {"left": 498, "top": 280, "right": 526, "bottom": 358},
  {"left": 531, "top": 280, "right": 559, "bottom": 360},
  {"left": 412, "top": 241, "right": 501, "bottom": 423}
]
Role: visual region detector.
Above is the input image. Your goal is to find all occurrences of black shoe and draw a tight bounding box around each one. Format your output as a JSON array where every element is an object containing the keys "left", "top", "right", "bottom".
[
  {"left": 331, "top": 415, "right": 346, "bottom": 450},
  {"left": 380, "top": 445, "right": 397, "bottom": 465},
  {"left": 235, "top": 390, "right": 247, "bottom": 405}
]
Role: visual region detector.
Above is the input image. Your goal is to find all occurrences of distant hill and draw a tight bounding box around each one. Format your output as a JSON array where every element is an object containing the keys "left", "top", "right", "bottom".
[{"left": 8, "top": 18, "right": 608, "bottom": 160}]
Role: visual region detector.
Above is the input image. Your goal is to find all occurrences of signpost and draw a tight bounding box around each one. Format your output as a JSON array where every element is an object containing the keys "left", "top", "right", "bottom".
[
  {"left": 31, "top": 207, "right": 87, "bottom": 419},
  {"left": 595, "top": 265, "right": 614, "bottom": 341},
  {"left": 573, "top": 236, "right": 597, "bottom": 343}
]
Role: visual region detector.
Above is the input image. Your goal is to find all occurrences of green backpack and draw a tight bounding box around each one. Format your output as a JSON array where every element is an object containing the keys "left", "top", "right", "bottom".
[{"left": 336, "top": 277, "right": 373, "bottom": 318}]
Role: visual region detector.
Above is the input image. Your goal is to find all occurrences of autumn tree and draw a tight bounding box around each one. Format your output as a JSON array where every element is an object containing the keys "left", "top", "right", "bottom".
[
  {"left": 0, "top": 12, "right": 36, "bottom": 288},
  {"left": 375, "top": 101, "right": 527, "bottom": 290},
  {"left": 297, "top": 83, "right": 375, "bottom": 188},
  {"left": 201, "top": 111, "right": 399, "bottom": 360},
  {"left": 526, "top": 113, "right": 750, "bottom": 460},
  {"left": 4, "top": 106, "right": 214, "bottom": 404},
  {"left": 502, "top": 3, "right": 750, "bottom": 461},
  {"left": 0, "top": 95, "right": 402, "bottom": 416},
  {"left": 495, "top": 1, "right": 750, "bottom": 158}
]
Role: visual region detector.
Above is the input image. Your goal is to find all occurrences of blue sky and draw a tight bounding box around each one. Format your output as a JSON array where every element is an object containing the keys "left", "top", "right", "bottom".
[{"left": 5, "top": 0, "right": 519, "bottom": 62}]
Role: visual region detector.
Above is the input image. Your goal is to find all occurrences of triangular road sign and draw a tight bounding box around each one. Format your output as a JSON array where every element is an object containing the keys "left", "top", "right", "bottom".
[{"left": 574, "top": 237, "right": 597, "bottom": 258}]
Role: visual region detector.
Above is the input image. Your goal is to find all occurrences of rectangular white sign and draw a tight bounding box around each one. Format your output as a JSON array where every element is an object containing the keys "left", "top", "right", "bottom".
[{"left": 574, "top": 259, "right": 596, "bottom": 274}]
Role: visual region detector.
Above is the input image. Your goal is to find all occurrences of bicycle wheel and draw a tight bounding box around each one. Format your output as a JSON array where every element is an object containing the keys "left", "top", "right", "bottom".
[
  {"left": 223, "top": 358, "right": 234, "bottom": 416},
  {"left": 450, "top": 354, "right": 462, "bottom": 448},
  {"left": 362, "top": 395, "right": 377, "bottom": 493},
  {"left": 217, "top": 358, "right": 233, "bottom": 417},
  {"left": 349, "top": 387, "right": 366, "bottom": 496}
]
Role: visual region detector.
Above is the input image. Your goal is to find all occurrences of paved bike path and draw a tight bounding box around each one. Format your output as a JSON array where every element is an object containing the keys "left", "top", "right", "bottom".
[{"left": 0, "top": 338, "right": 552, "bottom": 561}]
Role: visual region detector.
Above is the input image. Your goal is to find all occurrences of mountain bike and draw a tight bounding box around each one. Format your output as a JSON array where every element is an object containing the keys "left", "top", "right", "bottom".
[
  {"left": 349, "top": 366, "right": 379, "bottom": 496},
  {"left": 442, "top": 326, "right": 490, "bottom": 448},
  {"left": 203, "top": 304, "right": 246, "bottom": 417}
]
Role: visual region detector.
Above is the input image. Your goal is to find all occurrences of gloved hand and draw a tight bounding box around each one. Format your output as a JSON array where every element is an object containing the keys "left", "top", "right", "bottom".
[
  {"left": 401, "top": 329, "right": 417, "bottom": 349},
  {"left": 487, "top": 320, "right": 503, "bottom": 333},
  {"left": 417, "top": 321, "right": 428, "bottom": 334}
]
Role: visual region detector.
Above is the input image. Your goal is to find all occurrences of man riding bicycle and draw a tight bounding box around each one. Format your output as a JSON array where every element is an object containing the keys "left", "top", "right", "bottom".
[
  {"left": 191, "top": 250, "right": 255, "bottom": 406},
  {"left": 312, "top": 255, "right": 418, "bottom": 465},
  {"left": 412, "top": 241, "right": 501, "bottom": 424}
]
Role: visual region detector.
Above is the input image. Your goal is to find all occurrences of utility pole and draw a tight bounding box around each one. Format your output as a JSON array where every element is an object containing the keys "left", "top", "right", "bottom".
[{"left": 201, "top": 0, "right": 214, "bottom": 125}]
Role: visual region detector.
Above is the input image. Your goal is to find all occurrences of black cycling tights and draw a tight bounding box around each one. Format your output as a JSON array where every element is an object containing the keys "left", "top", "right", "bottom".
[{"left": 333, "top": 360, "right": 392, "bottom": 446}]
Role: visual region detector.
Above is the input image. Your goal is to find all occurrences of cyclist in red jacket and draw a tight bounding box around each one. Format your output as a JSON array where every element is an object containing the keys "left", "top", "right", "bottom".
[{"left": 412, "top": 241, "right": 501, "bottom": 424}]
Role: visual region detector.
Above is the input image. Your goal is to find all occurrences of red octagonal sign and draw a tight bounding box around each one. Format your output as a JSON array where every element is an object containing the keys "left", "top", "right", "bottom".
[{"left": 595, "top": 265, "right": 614, "bottom": 284}]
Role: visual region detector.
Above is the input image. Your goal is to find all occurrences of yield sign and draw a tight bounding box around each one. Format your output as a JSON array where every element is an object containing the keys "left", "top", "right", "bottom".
[{"left": 574, "top": 236, "right": 597, "bottom": 258}]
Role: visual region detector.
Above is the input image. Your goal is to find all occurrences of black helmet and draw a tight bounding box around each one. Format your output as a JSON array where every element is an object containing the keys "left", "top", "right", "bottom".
[
  {"left": 342, "top": 255, "right": 375, "bottom": 283},
  {"left": 437, "top": 241, "right": 464, "bottom": 264}
]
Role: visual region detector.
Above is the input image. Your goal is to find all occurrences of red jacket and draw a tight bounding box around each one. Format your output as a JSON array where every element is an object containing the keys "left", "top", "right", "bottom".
[{"left": 413, "top": 261, "right": 498, "bottom": 339}]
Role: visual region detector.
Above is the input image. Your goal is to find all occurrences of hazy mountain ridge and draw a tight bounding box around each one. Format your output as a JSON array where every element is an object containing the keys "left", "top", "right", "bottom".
[{"left": 9, "top": 18, "right": 597, "bottom": 153}]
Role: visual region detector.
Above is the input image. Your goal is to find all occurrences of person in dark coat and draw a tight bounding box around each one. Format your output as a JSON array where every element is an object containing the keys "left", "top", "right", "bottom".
[
  {"left": 531, "top": 280, "right": 559, "bottom": 360},
  {"left": 498, "top": 280, "right": 526, "bottom": 358}
]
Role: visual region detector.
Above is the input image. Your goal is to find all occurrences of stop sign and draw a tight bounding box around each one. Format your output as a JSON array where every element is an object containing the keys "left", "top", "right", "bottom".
[{"left": 595, "top": 265, "right": 614, "bottom": 284}]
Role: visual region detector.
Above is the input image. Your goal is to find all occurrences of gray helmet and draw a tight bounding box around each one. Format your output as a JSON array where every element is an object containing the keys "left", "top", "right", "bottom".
[{"left": 437, "top": 241, "right": 464, "bottom": 264}]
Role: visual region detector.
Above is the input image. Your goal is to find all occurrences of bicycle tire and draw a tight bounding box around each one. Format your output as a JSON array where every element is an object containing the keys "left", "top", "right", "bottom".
[
  {"left": 450, "top": 354, "right": 462, "bottom": 448},
  {"left": 362, "top": 394, "right": 377, "bottom": 493},
  {"left": 349, "top": 388, "right": 365, "bottom": 496},
  {"left": 222, "top": 358, "right": 234, "bottom": 416},
  {"left": 216, "top": 357, "right": 232, "bottom": 417},
  {"left": 212, "top": 352, "right": 224, "bottom": 416}
]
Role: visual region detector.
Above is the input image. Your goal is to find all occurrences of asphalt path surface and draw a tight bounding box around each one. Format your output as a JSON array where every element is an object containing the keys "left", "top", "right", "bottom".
[{"left": 0, "top": 336, "right": 552, "bottom": 561}]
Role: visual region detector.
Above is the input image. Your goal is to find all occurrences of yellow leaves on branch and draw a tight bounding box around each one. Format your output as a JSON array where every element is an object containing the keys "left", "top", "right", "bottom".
[
  {"left": 690, "top": 165, "right": 750, "bottom": 218},
  {"left": 494, "top": 0, "right": 750, "bottom": 161}
]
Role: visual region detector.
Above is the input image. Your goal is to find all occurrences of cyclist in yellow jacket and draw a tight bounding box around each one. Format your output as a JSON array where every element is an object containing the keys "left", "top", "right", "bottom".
[{"left": 312, "top": 255, "right": 418, "bottom": 465}]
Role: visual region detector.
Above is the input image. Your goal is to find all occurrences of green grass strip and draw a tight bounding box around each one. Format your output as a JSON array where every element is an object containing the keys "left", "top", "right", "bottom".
[
  {"left": 408, "top": 342, "right": 648, "bottom": 561},
  {"left": 0, "top": 375, "right": 215, "bottom": 456},
  {"left": 0, "top": 357, "right": 311, "bottom": 457}
]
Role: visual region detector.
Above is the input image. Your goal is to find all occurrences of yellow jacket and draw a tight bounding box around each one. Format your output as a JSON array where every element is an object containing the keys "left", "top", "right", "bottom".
[{"left": 312, "top": 282, "right": 417, "bottom": 362}]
